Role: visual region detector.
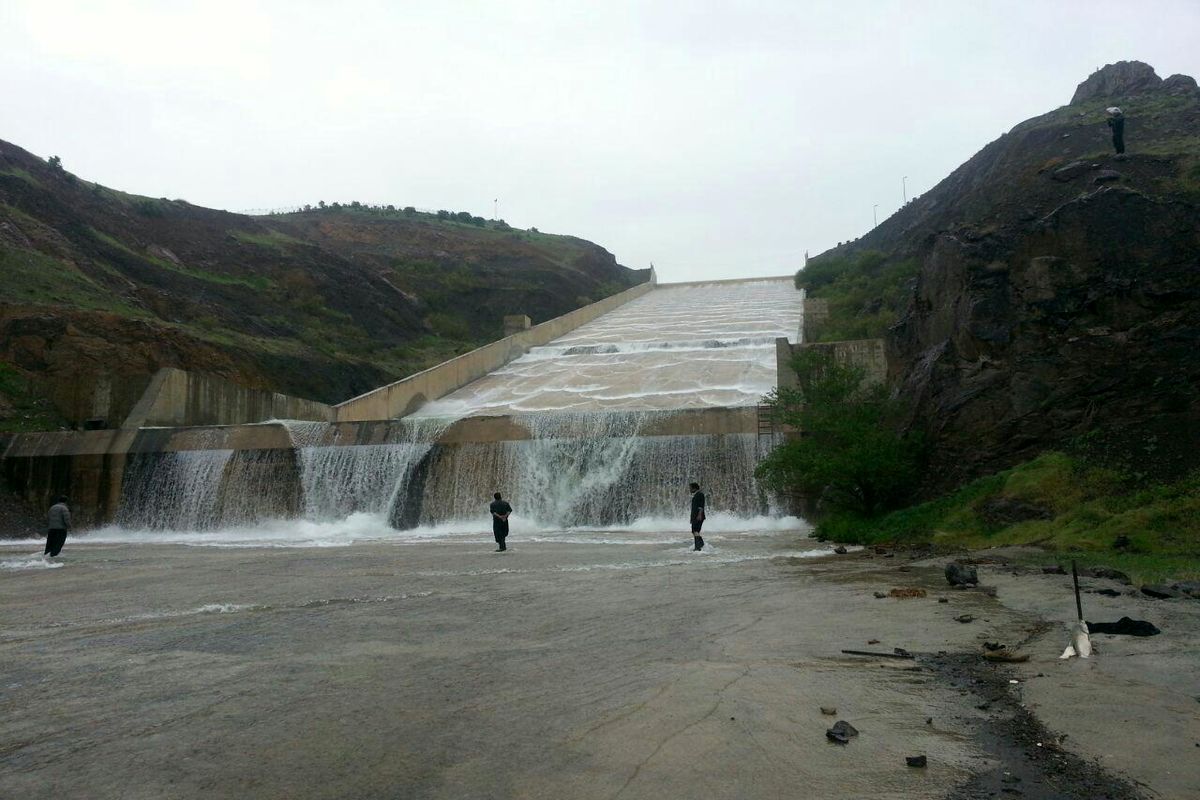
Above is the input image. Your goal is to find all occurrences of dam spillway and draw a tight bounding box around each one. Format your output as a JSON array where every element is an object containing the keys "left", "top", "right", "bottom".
[{"left": 8, "top": 279, "right": 804, "bottom": 542}]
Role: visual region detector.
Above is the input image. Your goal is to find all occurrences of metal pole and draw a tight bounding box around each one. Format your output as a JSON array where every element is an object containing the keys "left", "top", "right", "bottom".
[
  {"left": 902, "top": 176, "right": 908, "bottom": 204},
  {"left": 494, "top": 198, "right": 499, "bottom": 219},
  {"left": 873, "top": 204, "right": 878, "bottom": 227}
]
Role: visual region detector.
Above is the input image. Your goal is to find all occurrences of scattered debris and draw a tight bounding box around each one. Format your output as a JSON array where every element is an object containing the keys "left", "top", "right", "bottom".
[
  {"left": 841, "top": 648, "right": 914, "bottom": 660},
  {"left": 955, "top": 614, "right": 975, "bottom": 623},
  {"left": 820, "top": 706, "right": 837, "bottom": 716},
  {"left": 1088, "top": 617, "right": 1161, "bottom": 636},
  {"left": 945, "top": 562, "right": 979, "bottom": 587},
  {"left": 906, "top": 755, "right": 927, "bottom": 768},
  {"left": 984, "top": 647, "right": 1030, "bottom": 663},
  {"left": 889, "top": 587, "right": 927, "bottom": 599},
  {"left": 825, "top": 720, "right": 859, "bottom": 744}
]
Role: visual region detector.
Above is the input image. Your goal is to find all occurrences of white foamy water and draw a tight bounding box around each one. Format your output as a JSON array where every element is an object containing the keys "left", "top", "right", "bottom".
[
  {"left": 66, "top": 512, "right": 810, "bottom": 549},
  {"left": 1, "top": 555, "right": 64, "bottom": 570},
  {"left": 412, "top": 279, "right": 802, "bottom": 417}
]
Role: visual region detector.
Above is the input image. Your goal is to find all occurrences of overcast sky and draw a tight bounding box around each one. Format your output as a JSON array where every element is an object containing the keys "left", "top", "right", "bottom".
[{"left": 3, "top": 1, "right": 1198, "bottom": 283}]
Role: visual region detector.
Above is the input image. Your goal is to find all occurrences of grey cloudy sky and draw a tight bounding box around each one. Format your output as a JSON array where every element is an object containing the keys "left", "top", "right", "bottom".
[{"left": 3, "top": 1, "right": 1198, "bottom": 283}]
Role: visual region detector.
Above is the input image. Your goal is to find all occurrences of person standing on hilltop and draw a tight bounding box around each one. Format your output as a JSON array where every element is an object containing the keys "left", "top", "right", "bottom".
[
  {"left": 1106, "top": 107, "right": 1125, "bottom": 155},
  {"left": 689, "top": 482, "right": 706, "bottom": 551},
  {"left": 44, "top": 495, "right": 71, "bottom": 558},
  {"left": 489, "top": 492, "right": 512, "bottom": 552}
]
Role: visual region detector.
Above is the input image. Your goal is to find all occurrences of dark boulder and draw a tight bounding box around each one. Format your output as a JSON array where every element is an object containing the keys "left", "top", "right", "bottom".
[
  {"left": 825, "top": 720, "right": 859, "bottom": 744},
  {"left": 906, "top": 755, "right": 928, "bottom": 768},
  {"left": 1142, "top": 585, "right": 1183, "bottom": 600},
  {"left": 1093, "top": 170, "right": 1122, "bottom": 184},
  {"left": 1162, "top": 74, "right": 1199, "bottom": 95},
  {"left": 833, "top": 545, "right": 848, "bottom": 555},
  {"left": 945, "top": 562, "right": 979, "bottom": 587}
]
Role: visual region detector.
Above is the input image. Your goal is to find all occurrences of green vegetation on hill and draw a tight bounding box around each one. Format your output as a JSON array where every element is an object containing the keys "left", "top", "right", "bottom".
[
  {"left": 0, "top": 137, "right": 643, "bottom": 430},
  {"left": 818, "top": 452, "right": 1200, "bottom": 584},
  {"left": 794, "top": 251, "right": 919, "bottom": 342}
]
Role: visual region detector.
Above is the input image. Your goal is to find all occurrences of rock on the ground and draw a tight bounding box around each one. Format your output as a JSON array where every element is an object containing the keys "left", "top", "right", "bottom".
[
  {"left": 1094, "top": 170, "right": 1122, "bottom": 184},
  {"left": 945, "top": 562, "right": 979, "bottom": 587},
  {"left": 1090, "top": 567, "right": 1132, "bottom": 584},
  {"left": 825, "top": 720, "right": 859, "bottom": 744},
  {"left": 1142, "top": 585, "right": 1183, "bottom": 600},
  {"left": 1042, "top": 565, "right": 1067, "bottom": 575},
  {"left": 833, "top": 546, "right": 848, "bottom": 555},
  {"left": 1051, "top": 161, "right": 1090, "bottom": 182},
  {"left": 906, "top": 755, "right": 928, "bottom": 768}
]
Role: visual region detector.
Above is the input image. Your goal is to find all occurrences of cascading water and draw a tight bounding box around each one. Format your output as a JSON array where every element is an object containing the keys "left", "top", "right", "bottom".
[
  {"left": 109, "top": 280, "right": 803, "bottom": 539},
  {"left": 117, "top": 431, "right": 235, "bottom": 530}
]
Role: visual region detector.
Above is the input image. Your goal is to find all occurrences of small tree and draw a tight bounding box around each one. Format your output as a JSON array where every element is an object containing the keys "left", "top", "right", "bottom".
[
  {"left": 757, "top": 348, "right": 923, "bottom": 515},
  {"left": 47, "top": 155, "right": 63, "bottom": 170}
]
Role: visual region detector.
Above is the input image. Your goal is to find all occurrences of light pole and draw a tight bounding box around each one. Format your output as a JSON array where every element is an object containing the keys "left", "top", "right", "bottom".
[
  {"left": 873, "top": 204, "right": 879, "bottom": 227},
  {"left": 902, "top": 176, "right": 908, "bottom": 204},
  {"left": 494, "top": 198, "right": 499, "bottom": 219}
]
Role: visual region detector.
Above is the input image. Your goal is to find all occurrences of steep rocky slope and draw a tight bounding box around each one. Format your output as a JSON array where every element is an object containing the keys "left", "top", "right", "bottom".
[
  {"left": 0, "top": 140, "right": 645, "bottom": 429},
  {"left": 804, "top": 61, "right": 1200, "bottom": 491}
]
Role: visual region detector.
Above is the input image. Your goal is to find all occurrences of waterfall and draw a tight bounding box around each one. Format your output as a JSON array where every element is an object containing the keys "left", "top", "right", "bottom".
[{"left": 117, "top": 431, "right": 235, "bottom": 530}]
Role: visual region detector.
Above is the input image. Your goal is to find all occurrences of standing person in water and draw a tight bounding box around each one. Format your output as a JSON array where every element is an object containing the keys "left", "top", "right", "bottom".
[
  {"left": 45, "top": 495, "right": 71, "bottom": 558},
  {"left": 489, "top": 492, "right": 512, "bottom": 552},
  {"left": 689, "top": 482, "right": 706, "bottom": 551}
]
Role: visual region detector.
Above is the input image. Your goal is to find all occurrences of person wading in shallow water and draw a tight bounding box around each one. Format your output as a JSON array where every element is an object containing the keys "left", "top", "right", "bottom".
[
  {"left": 689, "top": 482, "right": 706, "bottom": 551},
  {"left": 45, "top": 495, "right": 71, "bottom": 558},
  {"left": 489, "top": 492, "right": 512, "bottom": 552}
]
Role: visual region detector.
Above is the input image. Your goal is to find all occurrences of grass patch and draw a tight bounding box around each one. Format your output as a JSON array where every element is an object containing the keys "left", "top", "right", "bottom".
[
  {"left": 231, "top": 229, "right": 305, "bottom": 250},
  {"left": 0, "top": 362, "right": 66, "bottom": 433},
  {"left": 818, "top": 452, "right": 1200, "bottom": 583},
  {"left": 0, "top": 167, "right": 42, "bottom": 187},
  {"left": 89, "top": 228, "right": 273, "bottom": 291},
  {"left": 795, "top": 250, "right": 919, "bottom": 341},
  {"left": 0, "top": 244, "right": 143, "bottom": 314}
]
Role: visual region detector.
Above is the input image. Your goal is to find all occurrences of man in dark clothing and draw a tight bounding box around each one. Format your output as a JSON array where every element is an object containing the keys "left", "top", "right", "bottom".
[
  {"left": 489, "top": 492, "right": 512, "bottom": 552},
  {"left": 689, "top": 482, "right": 706, "bottom": 551},
  {"left": 1107, "top": 107, "right": 1125, "bottom": 154},
  {"left": 45, "top": 495, "right": 71, "bottom": 557}
]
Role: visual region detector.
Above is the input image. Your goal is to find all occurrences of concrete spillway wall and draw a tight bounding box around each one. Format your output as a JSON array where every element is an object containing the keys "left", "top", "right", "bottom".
[{"left": 122, "top": 368, "right": 334, "bottom": 428}]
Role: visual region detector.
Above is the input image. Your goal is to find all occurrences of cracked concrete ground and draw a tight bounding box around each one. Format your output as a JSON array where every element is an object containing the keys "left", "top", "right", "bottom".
[{"left": 2, "top": 534, "right": 1194, "bottom": 798}]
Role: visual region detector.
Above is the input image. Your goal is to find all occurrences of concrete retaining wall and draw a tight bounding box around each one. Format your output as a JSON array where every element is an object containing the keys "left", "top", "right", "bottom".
[
  {"left": 776, "top": 338, "right": 888, "bottom": 389},
  {"left": 335, "top": 279, "right": 657, "bottom": 421},
  {"left": 122, "top": 368, "right": 333, "bottom": 429}
]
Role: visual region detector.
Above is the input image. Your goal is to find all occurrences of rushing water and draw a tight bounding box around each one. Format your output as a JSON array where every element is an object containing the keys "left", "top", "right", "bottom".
[{"left": 110, "top": 280, "right": 803, "bottom": 540}]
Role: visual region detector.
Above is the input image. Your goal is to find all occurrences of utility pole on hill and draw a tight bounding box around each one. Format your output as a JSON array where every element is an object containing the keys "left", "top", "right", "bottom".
[
  {"left": 873, "top": 204, "right": 878, "bottom": 227},
  {"left": 494, "top": 198, "right": 499, "bottom": 219},
  {"left": 903, "top": 176, "right": 908, "bottom": 204}
]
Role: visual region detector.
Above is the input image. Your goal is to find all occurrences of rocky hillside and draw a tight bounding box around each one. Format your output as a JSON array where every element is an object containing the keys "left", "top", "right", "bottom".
[
  {"left": 0, "top": 139, "right": 646, "bottom": 430},
  {"left": 801, "top": 61, "right": 1200, "bottom": 491}
]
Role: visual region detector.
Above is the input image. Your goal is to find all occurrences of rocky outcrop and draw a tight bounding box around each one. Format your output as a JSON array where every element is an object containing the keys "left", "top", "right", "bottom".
[
  {"left": 892, "top": 187, "right": 1200, "bottom": 488},
  {"left": 1070, "top": 61, "right": 1162, "bottom": 104}
]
